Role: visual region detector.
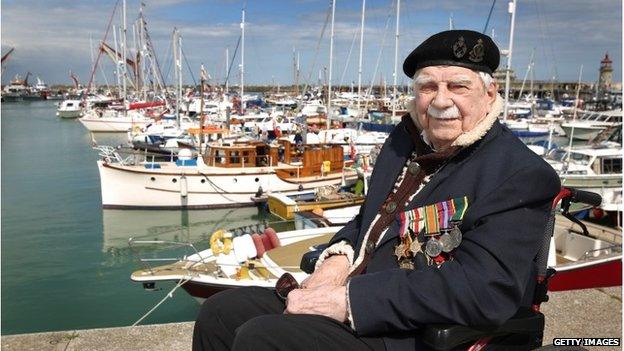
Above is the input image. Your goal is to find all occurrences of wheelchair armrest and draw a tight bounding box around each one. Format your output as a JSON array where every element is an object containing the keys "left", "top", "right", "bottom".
[
  {"left": 422, "top": 308, "right": 545, "bottom": 351},
  {"left": 299, "top": 243, "right": 330, "bottom": 273}
]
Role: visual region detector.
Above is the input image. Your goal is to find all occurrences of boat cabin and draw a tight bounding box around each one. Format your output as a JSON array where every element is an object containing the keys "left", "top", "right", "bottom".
[{"left": 203, "top": 139, "right": 346, "bottom": 178}]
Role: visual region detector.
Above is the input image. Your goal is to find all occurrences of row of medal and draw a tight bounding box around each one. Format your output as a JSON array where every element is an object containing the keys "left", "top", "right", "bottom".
[{"left": 394, "top": 197, "right": 468, "bottom": 269}]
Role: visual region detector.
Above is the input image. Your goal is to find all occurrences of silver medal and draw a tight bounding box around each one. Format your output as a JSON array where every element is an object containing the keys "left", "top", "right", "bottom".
[
  {"left": 439, "top": 233, "right": 453, "bottom": 253},
  {"left": 449, "top": 226, "right": 462, "bottom": 249},
  {"left": 425, "top": 238, "right": 442, "bottom": 257}
]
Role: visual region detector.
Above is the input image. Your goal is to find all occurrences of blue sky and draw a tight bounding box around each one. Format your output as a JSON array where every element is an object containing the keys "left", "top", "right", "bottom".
[{"left": 1, "top": 0, "right": 621, "bottom": 87}]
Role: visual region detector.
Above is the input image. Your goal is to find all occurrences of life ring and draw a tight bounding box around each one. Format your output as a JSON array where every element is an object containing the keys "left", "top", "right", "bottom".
[
  {"left": 132, "top": 125, "right": 142, "bottom": 134},
  {"left": 210, "top": 229, "right": 233, "bottom": 256}
]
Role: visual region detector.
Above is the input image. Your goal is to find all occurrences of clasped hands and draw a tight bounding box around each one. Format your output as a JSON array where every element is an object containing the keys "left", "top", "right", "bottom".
[{"left": 283, "top": 254, "right": 350, "bottom": 323}]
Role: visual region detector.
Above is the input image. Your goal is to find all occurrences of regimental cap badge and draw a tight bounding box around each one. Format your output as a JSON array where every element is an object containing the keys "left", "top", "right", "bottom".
[
  {"left": 452, "top": 36, "right": 467, "bottom": 58},
  {"left": 469, "top": 39, "right": 485, "bottom": 63}
]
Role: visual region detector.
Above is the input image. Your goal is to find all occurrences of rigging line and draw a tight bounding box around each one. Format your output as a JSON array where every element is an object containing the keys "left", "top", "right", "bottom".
[
  {"left": 365, "top": 2, "right": 393, "bottom": 97},
  {"left": 338, "top": 28, "right": 360, "bottom": 89},
  {"left": 225, "top": 35, "right": 242, "bottom": 87},
  {"left": 301, "top": 2, "right": 332, "bottom": 92},
  {"left": 482, "top": 0, "right": 497, "bottom": 34},
  {"left": 534, "top": 0, "right": 558, "bottom": 79},
  {"left": 85, "top": 0, "right": 121, "bottom": 97},
  {"left": 199, "top": 172, "right": 243, "bottom": 204},
  {"left": 132, "top": 275, "right": 193, "bottom": 326},
  {"left": 162, "top": 39, "right": 173, "bottom": 84},
  {"left": 181, "top": 45, "right": 198, "bottom": 86}
]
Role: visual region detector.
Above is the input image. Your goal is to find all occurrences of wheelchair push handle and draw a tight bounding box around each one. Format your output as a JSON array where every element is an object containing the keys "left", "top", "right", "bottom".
[
  {"left": 553, "top": 187, "right": 602, "bottom": 211},
  {"left": 568, "top": 188, "right": 602, "bottom": 207}
]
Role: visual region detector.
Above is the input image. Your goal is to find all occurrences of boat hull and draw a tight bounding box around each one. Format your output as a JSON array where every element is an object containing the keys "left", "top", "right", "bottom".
[
  {"left": 79, "top": 117, "right": 151, "bottom": 132},
  {"left": 550, "top": 256, "right": 622, "bottom": 291},
  {"left": 97, "top": 161, "right": 356, "bottom": 209},
  {"left": 57, "top": 109, "right": 83, "bottom": 118},
  {"left": 560, "top": 125, "right": 604, "bottom": 141}
]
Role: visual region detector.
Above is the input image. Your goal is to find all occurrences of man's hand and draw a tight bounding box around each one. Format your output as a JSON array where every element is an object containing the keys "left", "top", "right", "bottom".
[
  {"left": 301, "top": 254, "right": 350, "bottom": 289},
  {"left": 284, "top": 285, "right": 348, "bottom": 323}
]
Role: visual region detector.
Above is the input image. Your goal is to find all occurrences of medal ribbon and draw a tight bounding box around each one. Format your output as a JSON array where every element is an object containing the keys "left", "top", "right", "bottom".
[
  {"left": 396, "top": 196, "right": 469, "bottom": 237},
  {"left": 450, "top": 196, "right": 468, "bottom": 223}
]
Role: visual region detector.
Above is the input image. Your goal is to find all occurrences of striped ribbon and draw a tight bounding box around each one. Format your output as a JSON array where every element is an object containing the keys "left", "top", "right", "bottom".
[{"left": 397, "top": 196, "right": 469, "bottom": 238}]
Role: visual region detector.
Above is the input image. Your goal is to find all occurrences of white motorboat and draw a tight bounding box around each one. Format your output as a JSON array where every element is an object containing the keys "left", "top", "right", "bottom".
[
  {"left": 545, "top": 144, "right": 623, "bottom": 212},
  {"left": 57, "top": 99, "right": 83, "bottom": 118},
  {"left": 130, "top": 225, "right": 338, "bottom": 303},
  {"left": 561, "top": 110, "right": 622, "bottom": 141}
]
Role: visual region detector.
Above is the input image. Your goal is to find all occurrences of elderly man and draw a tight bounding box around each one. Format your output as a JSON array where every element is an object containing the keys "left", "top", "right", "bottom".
[{"left": 193, "top": 30, "right": 560, "bottom": 351}]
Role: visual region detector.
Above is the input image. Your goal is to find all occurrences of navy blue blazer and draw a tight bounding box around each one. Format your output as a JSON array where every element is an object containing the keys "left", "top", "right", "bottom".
[{"left": 330, "top": 116, "right": 560, "bottom": 349}]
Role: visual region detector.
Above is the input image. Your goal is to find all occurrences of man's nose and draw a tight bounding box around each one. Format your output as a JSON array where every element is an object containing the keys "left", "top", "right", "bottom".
[{"left": 431, "top": 85, "right": 453, "bottom": 109}]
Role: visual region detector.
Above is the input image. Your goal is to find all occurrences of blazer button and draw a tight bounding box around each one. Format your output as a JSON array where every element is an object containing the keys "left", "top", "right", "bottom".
[
  {"left": 408, "top": 162, "right": 421, "bottom": 175},
  {"left": 365, "top": 241, "right": 375, "bottom": 254},
  {"left": 385, "top": 201, "right": 397, "bottom": 214}
]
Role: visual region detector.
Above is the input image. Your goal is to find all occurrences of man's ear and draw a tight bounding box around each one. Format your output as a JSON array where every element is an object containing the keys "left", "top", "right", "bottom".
[{"left": 485, "top": 82, "right": 498, "bottom": 113}]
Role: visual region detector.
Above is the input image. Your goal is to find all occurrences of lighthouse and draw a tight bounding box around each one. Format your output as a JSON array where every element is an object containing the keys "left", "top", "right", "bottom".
[{"left": 599, "top": 52, "right": 613, "bottom": 93}]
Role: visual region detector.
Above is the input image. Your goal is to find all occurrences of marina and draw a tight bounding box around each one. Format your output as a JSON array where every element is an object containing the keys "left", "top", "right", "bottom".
[{"left": 1, "top": 0, "right": 622, "bottom": 348}]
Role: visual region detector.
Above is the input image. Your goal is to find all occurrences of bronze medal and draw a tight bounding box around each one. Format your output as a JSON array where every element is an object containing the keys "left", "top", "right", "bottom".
[
  {"left": 399, "top": 258, "right": 415, "bottom": 270},
  {"left": 425, "top": 238, "right": 442, "bottom": 257},
  {"left": 394, "top": 243, "right": 406, "bottom": 260},
  {"left": 409, "top": 239, "right": 422, "bottom": 255}
]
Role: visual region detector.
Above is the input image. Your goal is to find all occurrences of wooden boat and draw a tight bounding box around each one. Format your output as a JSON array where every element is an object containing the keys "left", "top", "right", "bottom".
[
  {"left": 96, "top": 138, "right": 358, "bottom": 209},
  {"left": 267, "top": 191, "right": 365, "bottom": 220}
]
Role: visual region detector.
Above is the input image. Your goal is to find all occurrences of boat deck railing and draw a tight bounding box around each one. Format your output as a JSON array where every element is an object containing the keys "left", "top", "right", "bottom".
[
  {"left": 128, "top": 239, "right": 208, "bottom": 275},
  {"left": 580, "top": 243, "right": 622, "bottom": 261}
]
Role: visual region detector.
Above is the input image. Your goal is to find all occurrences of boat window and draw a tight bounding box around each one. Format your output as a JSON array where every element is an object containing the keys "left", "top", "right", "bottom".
[
  {"left": 67, "top": 103, "right": 73, "bottom": 107},
  {"left": 602, "top": 158, "right": 622, "bottom": 174},
  {"left": 596, "top": 115, "right": 609, "bottom": 122},
  {"left": 570, "top": 153, "right": 591, "bottom": 165},
  {"left": 229, "top": 151, "right": 240, "bottom": 164}
]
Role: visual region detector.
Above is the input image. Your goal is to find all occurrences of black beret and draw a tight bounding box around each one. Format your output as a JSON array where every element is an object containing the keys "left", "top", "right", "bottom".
[{"left": 403, "top": 29, "right": 500, "bottom": 77}]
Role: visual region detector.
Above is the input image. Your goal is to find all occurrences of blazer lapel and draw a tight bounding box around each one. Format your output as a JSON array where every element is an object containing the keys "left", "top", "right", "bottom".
[{"left": 360, "top": 123, "right": 414, "bottom": 237}]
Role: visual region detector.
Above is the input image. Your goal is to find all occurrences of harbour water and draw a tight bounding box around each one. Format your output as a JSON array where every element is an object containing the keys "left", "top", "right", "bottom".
[{"left": 0, "top": 101, "right": 271, "bottom": 335}]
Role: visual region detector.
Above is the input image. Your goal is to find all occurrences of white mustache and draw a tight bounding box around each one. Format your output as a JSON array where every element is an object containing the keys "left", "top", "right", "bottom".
[{"left": 427, "top": 105, "right": 460, "bottom": 119}]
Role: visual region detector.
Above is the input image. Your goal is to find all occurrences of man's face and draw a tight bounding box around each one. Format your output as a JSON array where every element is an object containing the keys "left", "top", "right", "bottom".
[{"left": 414, "top": 65, "right": 497, "bottom": 150}]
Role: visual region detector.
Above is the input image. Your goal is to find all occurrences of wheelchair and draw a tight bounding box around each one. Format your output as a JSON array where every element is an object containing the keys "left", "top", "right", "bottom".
[{"left": 300, "top": 187, "right": 602, "bottom": 351}]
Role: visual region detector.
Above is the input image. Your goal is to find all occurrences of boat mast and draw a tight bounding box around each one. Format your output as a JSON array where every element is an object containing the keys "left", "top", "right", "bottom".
[
  {"left": 502, "top": 0, "right": 517, "bottom": 122},
  {"left": 174, "top": 28, "right": 182, "bottom": 129},
  {"left": 327, "top": 0, "right": 336, "bottom": 130},
  {"left": 240, "top": 7, "right": 245, "bottom": 114},
  {"left": 225, "top": 48, "right": 229, "bottom": 93},
  {"left": 200, "top": 64, "right": 207, "bottom": 153},
  {"left": 122, "top": 0, "right": 127, "bottom": 116},
  {"left": 391, "top": 0, "right": 400, "bottom": 121},
  {"left": 565, "top": 64, "right": 583, "bottom": 166},
  {"left": 357, "top": 0, "right": 365, "bottom": 117}
]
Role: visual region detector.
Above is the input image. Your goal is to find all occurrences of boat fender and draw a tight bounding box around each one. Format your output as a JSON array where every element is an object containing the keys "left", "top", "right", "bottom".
[
  {"left": 180, "top": 175, "right": 188, "bottom": 198},
  {"left": 210, "top": 229, "right": 233, "bottom": 256},
  {"left": 260, "top": 233, "right": 273, "bottom": 251},
  {"left": 264, "top": 227, "right": 281, "bottom": 248},
  {"left": 233, "top": 234, "right": 257, "bottom": 263},
  {"left": 251, "top": 234, "right": 266, "bottom": 257}
]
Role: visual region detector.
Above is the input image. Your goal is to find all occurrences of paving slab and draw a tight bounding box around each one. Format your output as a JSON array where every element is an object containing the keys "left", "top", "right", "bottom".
[{"left": 2, "top": 287, "right": 621, "bottom": 351}]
